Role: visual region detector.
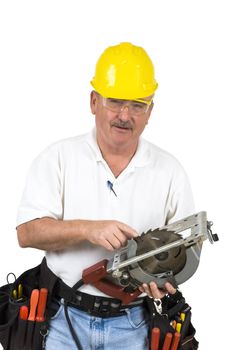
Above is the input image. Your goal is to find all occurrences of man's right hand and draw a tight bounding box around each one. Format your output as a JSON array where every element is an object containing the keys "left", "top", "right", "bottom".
[
  {"left": 17, "top": 218, "right": 138, "bottom": 252},
  {"left": 83, "top": 220, "right": 138, "bottom": 251}
]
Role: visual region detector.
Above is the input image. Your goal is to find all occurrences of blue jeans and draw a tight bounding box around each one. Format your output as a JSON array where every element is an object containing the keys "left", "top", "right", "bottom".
[{"left": 45, "top": 300, "right": 149, "bottom": 350}]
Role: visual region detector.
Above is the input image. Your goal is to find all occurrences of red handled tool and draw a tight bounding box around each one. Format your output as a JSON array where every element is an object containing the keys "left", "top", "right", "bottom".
[
  {"left": 28, "top": 289, "right": 39, "bottom": 321},
  {"left": 170, "top": 332, "right": 181, "bottom": 350},
  {"left": 18, "top": 305, "right": 29, "bottom": 348},
  {"left": 151, "top": 327, "right": 160, "bottom": 350},
  {"left": 162, "top": 332, "right": 173, "bottom": 350},
  {"left": 19, "top": 305, "right": 29, "bottom": 320},
  {"left": 36, "top": 288, "right": 48, "bottom": 322}
]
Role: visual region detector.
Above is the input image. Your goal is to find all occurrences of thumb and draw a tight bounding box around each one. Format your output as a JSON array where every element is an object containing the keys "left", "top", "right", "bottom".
[{"left": 164, "top": 282, "right": 177, "bottom": 295}]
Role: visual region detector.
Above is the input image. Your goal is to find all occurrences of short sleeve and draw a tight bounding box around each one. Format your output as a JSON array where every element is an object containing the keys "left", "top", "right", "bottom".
[
  {"left": 16, "top": 145, "right": 63, "bottom": 226},
  {"left": 166, "top": 165, "right": 195, "bottom": 224}
]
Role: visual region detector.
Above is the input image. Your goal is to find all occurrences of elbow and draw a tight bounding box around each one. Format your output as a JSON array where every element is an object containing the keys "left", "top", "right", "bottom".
[{"left": 17, "top": 223, "right": 31, "bottom": 248}]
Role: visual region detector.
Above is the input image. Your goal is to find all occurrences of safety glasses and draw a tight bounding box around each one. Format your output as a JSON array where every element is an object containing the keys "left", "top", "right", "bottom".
[{"left": 101, "top": 96, "right": 153, "bottom": 116}]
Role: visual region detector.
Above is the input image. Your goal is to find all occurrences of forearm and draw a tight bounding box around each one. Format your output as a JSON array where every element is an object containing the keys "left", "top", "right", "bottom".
[
  {"left": 17, "top": 217, "right": 138, "bottom": 252},
  {"left": 17, "top": 217, "right": 87, "bottom": 251}
]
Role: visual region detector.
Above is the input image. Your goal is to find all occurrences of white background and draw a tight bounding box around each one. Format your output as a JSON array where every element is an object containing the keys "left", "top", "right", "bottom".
[{"left": 0, "top": 1, "right": 232, "bottom": 349}]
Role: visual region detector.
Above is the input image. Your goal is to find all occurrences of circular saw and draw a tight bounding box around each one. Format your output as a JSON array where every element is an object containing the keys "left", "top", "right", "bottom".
[{"left": 82, "top": 211, "right": 219, "bottom": 304}]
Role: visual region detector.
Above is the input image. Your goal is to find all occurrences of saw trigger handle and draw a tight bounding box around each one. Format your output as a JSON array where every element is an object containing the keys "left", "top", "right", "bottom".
[{"left": 82, "top": 259, "right": 141, "bottom": 304}]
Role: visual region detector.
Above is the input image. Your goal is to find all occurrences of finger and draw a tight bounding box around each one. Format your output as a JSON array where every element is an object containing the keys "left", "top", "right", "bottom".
[
  {"left": 113, "top": 231, "right": 128, "bottom": 247},
  {"left": 142, "top": 283, "right": 153, "bottom": 298},
  {"left": 106, "top": 234, "right": 123, "bottom": 250},
  {"left": 101, "top": 239, "right": 115, "bottom": 251},
  {"left": 164, "top": 282, "right": 177, "bottom": 295},
  {"left": 149, "top": 282, "right": 166, "bottom": 299},
  {"left": 117, "top": 222, "right": 138, "bottom": 238},
  {"left": 138, "top": 286, "right": 144, "bottom": 293}
]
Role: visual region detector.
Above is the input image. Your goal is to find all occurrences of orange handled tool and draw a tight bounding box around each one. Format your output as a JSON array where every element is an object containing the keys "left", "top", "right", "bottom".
[
  {"left": 36, "top": 288, "right": 48, "bottom": 322},
  {"left": 28, "top": 289, "right": 40, "bottom": 321},
  {"left": 151, "top": 327, "right": 160, "bottom": 350},
  {"left": 170, "top": 332, "right": 181, "bottom": 350},
  {"left": 162, "top": 332, "right": 173, "bottom": 350}
]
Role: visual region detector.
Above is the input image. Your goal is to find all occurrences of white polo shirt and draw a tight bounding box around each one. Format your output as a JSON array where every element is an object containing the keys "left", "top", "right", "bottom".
[{"left": 17, "top": 128, "right": 194, "bottom": 295}]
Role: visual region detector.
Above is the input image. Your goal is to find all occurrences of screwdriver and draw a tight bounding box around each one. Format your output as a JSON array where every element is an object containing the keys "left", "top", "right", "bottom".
[
  {"left": 180, "top": 312, "right": 186, "bottom": 322},
  {"left": 17, "top": 305, "right": 29, "bottom": 348},
  {"left": 151, "top": 327, "right": 160, "bottom": 350},
  {"left": 28, "top": 289, "right": 40, "bottom": 321},
  {"left": 176, "top": 322, "right": 182, "bottom": 333},
  {"left": 19, "top": 305, "right": 29, "bottom": 320},
  {"left": 171, "top": 320, "right": 177, "bottom": 329},
  {"left": 162, "top": 332, "right": 173, "bottom": 350},
  {"left": 12, "top": 289, "right": 17, "bottom": 299},
  {"left": 170, "top": 332, "right": 181, "bottom": 350},
  {"left": 36, "top": 288, "right": 48, "bottom": 322},
  {"left": 18, "top": 284, "right": 23, "bottom": 299}
]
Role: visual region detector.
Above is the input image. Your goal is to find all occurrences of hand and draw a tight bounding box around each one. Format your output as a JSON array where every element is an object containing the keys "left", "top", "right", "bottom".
[
  {"left": 84, "top": 220, "right": 138, "bottom": 251},
  {"left": 139, "top": 281, "right": 176, "bottom": 299}
]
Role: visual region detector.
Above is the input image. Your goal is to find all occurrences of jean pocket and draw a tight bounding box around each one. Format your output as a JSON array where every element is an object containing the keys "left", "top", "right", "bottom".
[
  {"left": 125, "top": 306, "right": 149, "bottom": 329},
  {"left": 50, "top": 299, "right": 63, "bottom": 321}
]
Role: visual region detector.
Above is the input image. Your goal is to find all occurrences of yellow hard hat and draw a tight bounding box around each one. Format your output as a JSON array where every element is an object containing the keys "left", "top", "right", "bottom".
[{"left": 91, "top": 42, "right": 158, "bottom": 100}]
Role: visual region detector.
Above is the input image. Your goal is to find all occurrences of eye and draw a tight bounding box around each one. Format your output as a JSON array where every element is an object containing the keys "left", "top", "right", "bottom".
[
  {"left": 108, "top": 99, "right": 123, "bottom": 105},
  {"left": 132, "top": 102, "right": 146, "bottom": 110}
]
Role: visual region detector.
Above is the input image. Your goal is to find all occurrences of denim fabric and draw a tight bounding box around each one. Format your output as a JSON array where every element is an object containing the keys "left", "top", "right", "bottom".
[{"left": 45, "top": 300, "right": 149, "bottom": 350}]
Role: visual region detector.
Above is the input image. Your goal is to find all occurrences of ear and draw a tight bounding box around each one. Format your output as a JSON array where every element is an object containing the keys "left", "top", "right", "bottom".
[
  {"left": 149, "top": 101, "right": 154, "bottom": 113},
  {"left": 145, "top": 101, "right": 154, "bottom": 123},
  {"left": 90, "top": 91, "right": 98, "bottom": 115}
]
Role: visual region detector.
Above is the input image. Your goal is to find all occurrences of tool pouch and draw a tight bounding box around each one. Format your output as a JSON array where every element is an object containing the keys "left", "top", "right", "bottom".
[
  {"left": 0, "top": 284, "right": 19, "bottom": 350},
  {"left": 146, "top": 290, "right": 199, "bottom": 350},
  {"left": 0, "top": 258, "right": 58, "bottom": 350}
]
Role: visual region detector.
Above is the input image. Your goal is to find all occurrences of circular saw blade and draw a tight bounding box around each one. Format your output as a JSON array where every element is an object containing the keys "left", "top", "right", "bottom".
[{"left": 134, "top": 229, "right": 186, "bottom": 275}]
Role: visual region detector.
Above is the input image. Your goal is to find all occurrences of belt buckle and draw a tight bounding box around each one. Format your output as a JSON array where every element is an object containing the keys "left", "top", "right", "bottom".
[
  {"left": 99, "top": 299, "right": 111, "bottom": 314},
  {"left": 92, "top": 297, "right": 122, "bottom": 317}
]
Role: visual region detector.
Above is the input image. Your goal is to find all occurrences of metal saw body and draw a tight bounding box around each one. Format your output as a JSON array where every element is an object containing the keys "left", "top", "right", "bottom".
[{"left": 106, "top": 211, "right": 218, "bottom": 289}]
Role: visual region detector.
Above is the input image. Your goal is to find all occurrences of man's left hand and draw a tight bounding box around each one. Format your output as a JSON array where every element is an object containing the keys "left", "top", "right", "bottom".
[{"left": 139, "top": 281, "right": 176, "bottom": 299}]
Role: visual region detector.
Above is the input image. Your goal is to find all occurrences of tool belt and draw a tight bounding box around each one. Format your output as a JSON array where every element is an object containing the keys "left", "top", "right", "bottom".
[
  {"left": 0, "top": 258, "right": 58, "bottom": 350},
  {"left": 145, "top": 292, "right": 199, "bottom": 350},
  {"left": 0, "top": 258, "right": 199, "bottom": 350},
  {"left": 55, "top": 287, "right": 145, "bottom": 318}
]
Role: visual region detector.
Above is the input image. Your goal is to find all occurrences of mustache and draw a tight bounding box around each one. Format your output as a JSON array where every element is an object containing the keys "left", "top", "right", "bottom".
[{"left": 111, "top": 120, "right": 133, "bottom": 129}]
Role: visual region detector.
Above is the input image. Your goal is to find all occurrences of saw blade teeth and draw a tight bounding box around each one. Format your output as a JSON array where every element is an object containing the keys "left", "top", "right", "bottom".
[
  {"left": 144, "top": 229, "right": 154, "bottom": 235},
  {"left": 141, "top": 230, "right": 151, "bottom": 236},
  {"left": 136, "top": 226, "right": 187, "bottom": 266}
]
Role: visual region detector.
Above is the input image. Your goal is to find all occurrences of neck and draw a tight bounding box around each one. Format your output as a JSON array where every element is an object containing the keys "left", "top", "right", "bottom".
[{"left": 97, "top": 138, "right": 138, "bottom": 178}]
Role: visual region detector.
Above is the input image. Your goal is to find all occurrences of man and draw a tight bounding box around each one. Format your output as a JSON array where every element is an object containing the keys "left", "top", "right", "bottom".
[{"left": 16, "top": 42, "right": 194, "bottom": 349}]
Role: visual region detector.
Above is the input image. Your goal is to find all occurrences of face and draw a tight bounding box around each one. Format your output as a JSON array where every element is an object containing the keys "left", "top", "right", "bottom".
[{"left": 90, "top": 91, "right": 154, "bottom": 153}]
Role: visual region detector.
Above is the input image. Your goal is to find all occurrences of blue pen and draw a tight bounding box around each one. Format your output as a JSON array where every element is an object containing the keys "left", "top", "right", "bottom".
[{"left": 107, "top": 180, "right": 117, "bottom": 197}]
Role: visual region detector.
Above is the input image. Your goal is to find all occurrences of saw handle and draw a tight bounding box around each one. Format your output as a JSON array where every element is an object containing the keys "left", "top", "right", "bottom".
[
  {"left": 93, "top": 280, "right": 141, "bottom": 304},
  {"left": 82, "top": 259, "right": 142, "bottom": 304},
  {"left": 82, "top": 259, "right": 108, "bottom": 284}
]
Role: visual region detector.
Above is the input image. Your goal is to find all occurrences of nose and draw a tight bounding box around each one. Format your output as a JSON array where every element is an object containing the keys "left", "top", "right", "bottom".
[{"left": 118, "top": 105, "right": 131, "bottom": 120}]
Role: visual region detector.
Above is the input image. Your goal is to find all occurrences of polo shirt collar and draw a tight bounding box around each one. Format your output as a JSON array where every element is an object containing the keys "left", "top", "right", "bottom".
[{"left": 85, "top": 128, "right": 151, "bottom": 169}]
